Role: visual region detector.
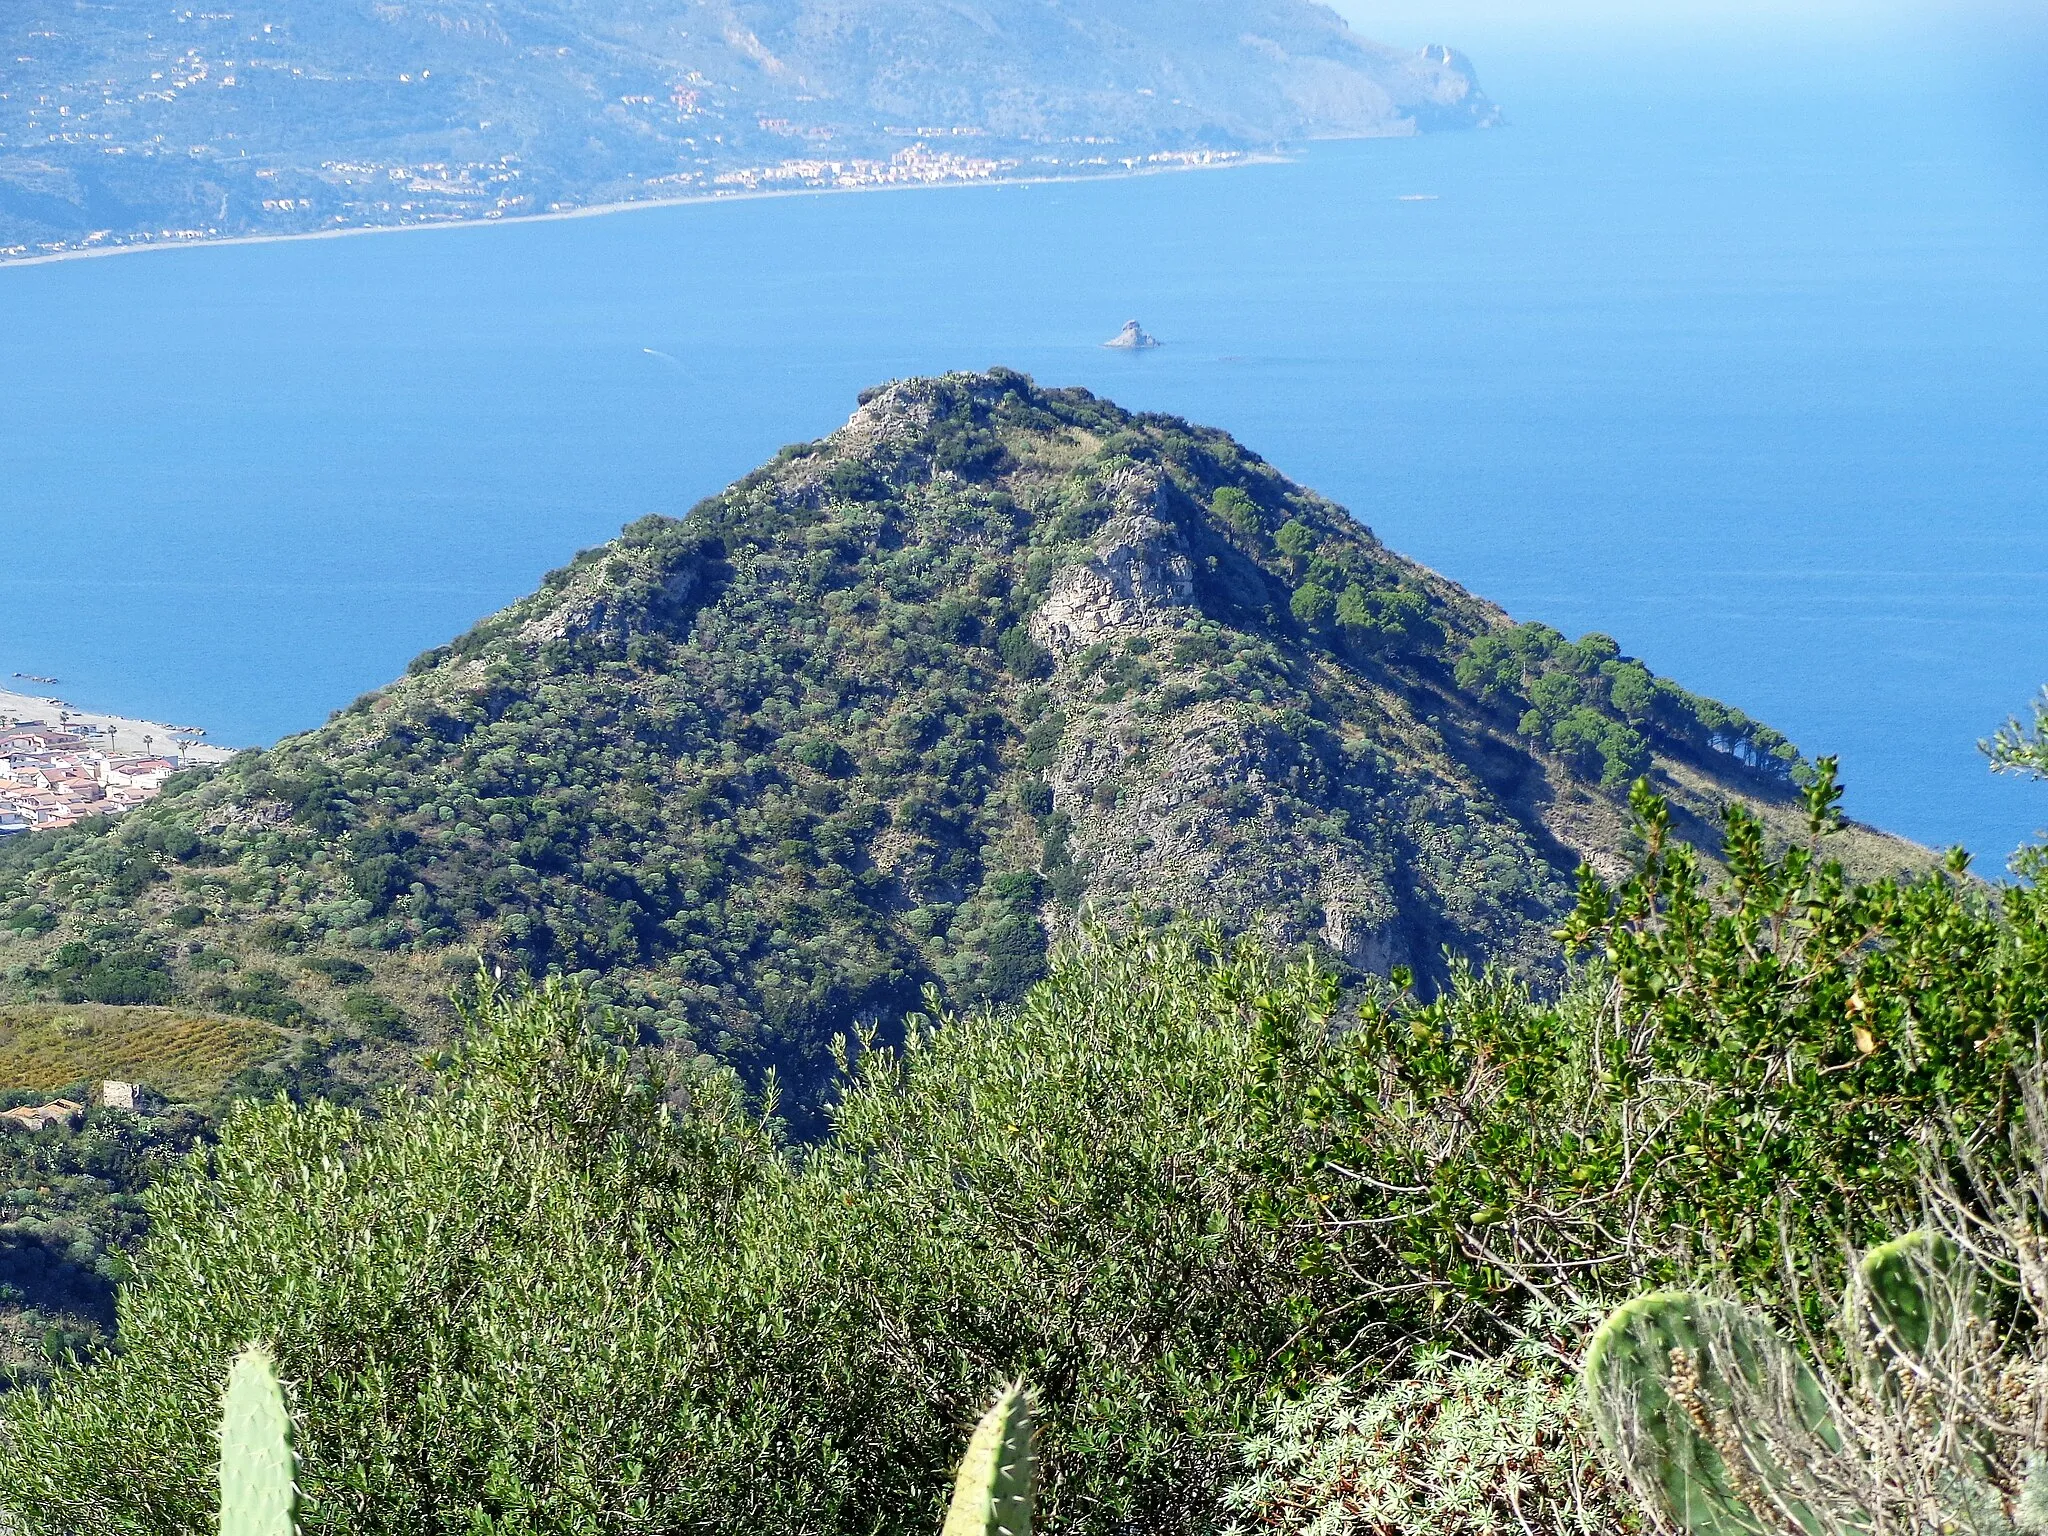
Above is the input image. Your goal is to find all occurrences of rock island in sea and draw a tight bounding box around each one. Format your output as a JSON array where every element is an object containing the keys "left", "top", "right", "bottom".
[{"left": 1103, "top": 320, "right": 1162, "bottom": 349}]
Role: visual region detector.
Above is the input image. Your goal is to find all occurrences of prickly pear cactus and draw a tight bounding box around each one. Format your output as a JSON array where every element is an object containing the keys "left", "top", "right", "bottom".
[
  {"left": 218, "top": 1345, "right": 297, "bottom": 1536},
  {"left": 1855, "top": 1229, "right": 2016, "bottom": 1524},
  {"left": 942, "top": 1381, "right": 1036, "bottom": 1536},
  {"left": 2017, "top": 1459, "right": 2048, "bottom": 1535},
  {"left": 1854, "top": 1230, "right": 1970, "bottom": 1366},
  {"left": 1582, "top": 1291, "right": 1835, "bottom": 1536}
]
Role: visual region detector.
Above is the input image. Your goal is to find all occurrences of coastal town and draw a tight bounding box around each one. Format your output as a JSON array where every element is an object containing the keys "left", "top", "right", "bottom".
[{"left": 0, "top": 686, "right": 237, "bottom": 836}]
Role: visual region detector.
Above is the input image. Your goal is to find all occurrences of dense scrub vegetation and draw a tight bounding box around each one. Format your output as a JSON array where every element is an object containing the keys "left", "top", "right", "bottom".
[
  {"left": 1453, "top": 620, "right": 1799, "bottom": 787},
  {"left": 0, "top": 374, "right": 1909, "bottom": 1124},
  {"left": 1, "top": 758, "right": 2039, "bottom": 1535},
  {"left": 0, "top": 935, "right": 1354, "bottom": 1536},
  {"left": 1260, "top": 762, "right": 2046, "bottom": 1333},
  {"left": 1223, "top": 1333, "right": 1645, "bottom": 1536},
  {"left": 0, "top": 1096, "right": 207, "bottom": 1384}
]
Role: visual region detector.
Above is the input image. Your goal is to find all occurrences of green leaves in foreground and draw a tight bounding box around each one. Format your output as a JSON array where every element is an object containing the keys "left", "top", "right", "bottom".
[
  {"left": 218, "top": 1346, "right": 296, "bottom": 1536},
  {"left": 1984, "top": 688, "right": 2048, "bottom": 780},
  {"left": 0, "top": 934, "right": 1345, "bottom": 1536},
  {"left": 942, "top": 1383, "right": 1036, "bottom": 1536},
  {"left": 1256, "top": 766, "right": 2048, "bottom": 1349}
]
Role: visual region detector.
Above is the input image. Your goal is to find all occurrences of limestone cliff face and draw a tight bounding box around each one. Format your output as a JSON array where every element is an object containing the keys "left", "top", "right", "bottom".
[
  {"left": 1041, "top": 686, "right": 1410, "bottom": 969},
  {"left": 1030, "top": 476, "right": 1198, "bottom": 658},
  {"left": 1019, "top": 468, "right": 1409, "bottom": 963}
]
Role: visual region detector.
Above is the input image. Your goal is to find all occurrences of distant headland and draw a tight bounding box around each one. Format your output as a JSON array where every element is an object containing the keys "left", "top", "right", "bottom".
[{"left": 0, "top": 1, "right": 1494, "bottom": 264}]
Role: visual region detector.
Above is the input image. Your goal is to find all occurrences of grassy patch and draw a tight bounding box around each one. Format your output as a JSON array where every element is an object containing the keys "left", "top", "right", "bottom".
[{"left": 0, "top": 1005, "right": 280, "bottom": 1102}]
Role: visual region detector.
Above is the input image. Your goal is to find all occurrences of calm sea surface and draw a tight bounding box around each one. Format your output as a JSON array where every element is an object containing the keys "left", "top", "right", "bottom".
[{"left": 3, "top": 35, "right": 2045, "bottom": 860}]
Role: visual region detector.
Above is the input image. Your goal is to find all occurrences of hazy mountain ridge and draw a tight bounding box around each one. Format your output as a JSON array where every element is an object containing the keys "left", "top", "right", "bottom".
[
  {"left": 0, "top": 0, "right": 1493, "bottom": 258},
  {"left": 0, "top": 372, "right": 1923, "bottom": 1120}
]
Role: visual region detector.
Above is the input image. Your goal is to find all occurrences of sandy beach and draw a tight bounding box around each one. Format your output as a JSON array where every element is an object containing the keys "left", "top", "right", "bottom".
[
  {"left": 0, "top": 150, "right": 1287, "bottom": 272},
  {"left": 0, "top": 685, "right": 238, "bottom": 766}
]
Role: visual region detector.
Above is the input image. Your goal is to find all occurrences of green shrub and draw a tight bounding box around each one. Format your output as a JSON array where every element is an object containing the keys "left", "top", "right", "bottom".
[
  {"left": 0, "top": 932, "right": 1360, "bottom": 1536},
  {"left": 1274, "top": 520, "right": 1315, "bottom": 570},
  {"left": 248, "top": 920, "right": 303, "bottom": 955},
  {"left": 794, "top": 737, "right": 852, "bottom": 776},
  {"left": 299, "top": 958, "right": 370, "bottom": 987},
  {"left": 1288, "top": 584, "right": 1334, "bottom": 629},
  {"left": 1212, "top": 487, "right": 1264, "bottom": 540},
  {"left": 972, "top": 914, "right": 1046, "bottom": 1001},
  {"left": 1257, "top": 768, "right": 2045, "bottom": 1330},
  {"left": 201, "top": 971, "right": 306, "bottom": 1029},
  {"left": 1225, "top": 1332, "right": 1644, "bottom": 1536},
  {"left": 997, "top": 627, "right": 1052, "bottom": 681},
  {"left": 46, "top": 946, "right": 177, "bottom": 1008},
  {"left": 2, "top": 902, "right": 57, "bottom": 936},
  {"left": 339, "top": 991, "right": 406, "bottom": 1039}
]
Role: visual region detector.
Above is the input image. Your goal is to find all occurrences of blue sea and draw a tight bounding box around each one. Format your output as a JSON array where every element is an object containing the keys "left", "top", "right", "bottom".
[{"left": 3, "top": 21, "right": 2045, "bottom": 861}]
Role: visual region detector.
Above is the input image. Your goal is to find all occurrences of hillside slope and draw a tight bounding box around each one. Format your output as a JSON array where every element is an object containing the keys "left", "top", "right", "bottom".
[
  {"left": 0, "top": 372, "right": 1923, "bottom": 1117},
  {"left": 0, "top": 0, "right": 1493, "bottom": 259}
]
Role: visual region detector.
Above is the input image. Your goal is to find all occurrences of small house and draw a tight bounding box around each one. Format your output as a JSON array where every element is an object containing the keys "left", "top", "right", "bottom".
[
  {"left": 99, "top": 1081, "right": 150, "bottom": 1112},
  {"left": 1, "top": 1100, "right": 84, "bottom": 1132},
  {"left": 103, "top": 758, "right": 176, "bottom": 790}
]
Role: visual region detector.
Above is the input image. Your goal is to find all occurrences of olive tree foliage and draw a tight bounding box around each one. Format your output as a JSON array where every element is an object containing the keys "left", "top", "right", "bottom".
[
  {"left": 1986, "top": 688, "right": 2048, "bottom": 782},
  {"left": 789, "top": 928, "right": 1358, "bottom": 1532},
  {"left": 0, "top": 930, "right": 1355, "bottom": 1536},
  {"left": 0, "top": 976, "right": 795, "bottom": 1536}
]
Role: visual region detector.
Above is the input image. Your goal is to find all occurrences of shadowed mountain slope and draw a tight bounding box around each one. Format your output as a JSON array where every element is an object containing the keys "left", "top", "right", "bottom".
[{"left": 0, "top": 371, "right": 1923, "bottom": 1118}]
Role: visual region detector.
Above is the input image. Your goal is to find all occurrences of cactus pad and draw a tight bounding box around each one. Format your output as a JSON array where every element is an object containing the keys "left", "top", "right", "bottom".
[
  {"left": 218, "top": 1344, "right": 298, "bottom": 1536},
  {"left": 1854, "top": 1230, "right": 1971, "bottom": 1366},
  {"left": 941, "top": 1381, "right": 1036, "bottom": 1536},
  {"left": 1583, "top": 1291, "right": 1834, "bottom": 1536}
]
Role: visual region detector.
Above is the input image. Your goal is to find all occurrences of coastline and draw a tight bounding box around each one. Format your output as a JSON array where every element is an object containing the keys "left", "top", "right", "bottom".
[
  {"left": 0, "top": 150, "right": 1294, "bottom": 273},
  {"left": 0, "top": 685, "right": 237, "bottom": 766}
]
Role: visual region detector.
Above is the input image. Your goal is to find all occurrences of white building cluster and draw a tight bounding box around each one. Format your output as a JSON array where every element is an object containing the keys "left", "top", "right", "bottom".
[{"left": 0, "top": 722, "right": 180, "bottom": 835}]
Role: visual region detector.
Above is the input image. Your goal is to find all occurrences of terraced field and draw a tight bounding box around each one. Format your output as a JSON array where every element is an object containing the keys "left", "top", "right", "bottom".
[{"left": 0, "top": 1006, "right": 278, "bottom": 1103}]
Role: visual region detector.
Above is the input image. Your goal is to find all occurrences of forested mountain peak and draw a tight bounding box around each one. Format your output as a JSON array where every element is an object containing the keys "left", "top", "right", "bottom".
[{"left": 0, "top": 371, "right": 1924, "bottom": 1116}]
